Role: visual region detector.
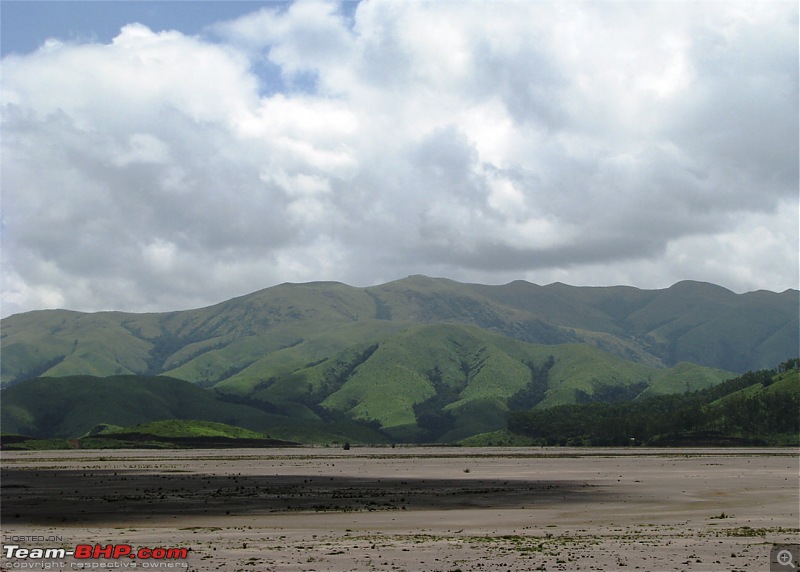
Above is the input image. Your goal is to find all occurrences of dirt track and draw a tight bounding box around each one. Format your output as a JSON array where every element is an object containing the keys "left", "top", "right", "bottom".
[{"left": 1, "top": 447, "right": 797, "bottom": 571}]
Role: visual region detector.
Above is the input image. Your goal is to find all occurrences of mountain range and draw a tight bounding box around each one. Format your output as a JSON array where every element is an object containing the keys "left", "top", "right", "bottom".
[{"left": 1, "top": 276, "right": 797, "bottom": 442}]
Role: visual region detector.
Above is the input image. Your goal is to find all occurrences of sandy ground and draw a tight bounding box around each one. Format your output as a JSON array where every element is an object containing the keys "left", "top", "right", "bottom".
[{"left": 1, "top": 447, "right": 797, "bottom": 571}]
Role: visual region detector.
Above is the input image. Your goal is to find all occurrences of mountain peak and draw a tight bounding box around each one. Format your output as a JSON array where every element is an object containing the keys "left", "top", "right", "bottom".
[
  {"left": 1, "top": 277, "right": 796, "bottom": 389},
  {"left": 669, "top": 279, "right": 734, "bottom": 292}
]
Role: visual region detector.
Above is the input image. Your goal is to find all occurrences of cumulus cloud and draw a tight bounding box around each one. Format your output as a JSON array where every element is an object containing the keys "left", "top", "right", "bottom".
[{"left": 1, "top": 1, "right": 797, "bottom": 316}]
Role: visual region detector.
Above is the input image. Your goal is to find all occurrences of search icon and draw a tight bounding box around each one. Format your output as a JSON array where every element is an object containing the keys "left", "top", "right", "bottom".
[{"left": 778, "top": 550, "right": 796, "bottom": 568}]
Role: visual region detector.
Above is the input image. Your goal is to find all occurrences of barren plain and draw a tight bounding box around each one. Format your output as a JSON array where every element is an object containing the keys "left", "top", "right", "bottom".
[{"left": 1, "top": 447, "right": 797, "bottom": 571}]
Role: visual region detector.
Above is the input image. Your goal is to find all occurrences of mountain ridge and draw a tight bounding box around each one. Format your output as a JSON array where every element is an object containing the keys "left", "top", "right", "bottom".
[
  {"left": 2, "top": 276, "right": 796, "bottom": 389},
  {"left": 3, "top": 276, "right": 796, "bottom": 443}
]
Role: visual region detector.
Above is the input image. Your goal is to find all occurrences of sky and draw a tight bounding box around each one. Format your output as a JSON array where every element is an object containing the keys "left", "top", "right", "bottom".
[{"left": 1, "top": 1, "right": 798, "bottom": 317}]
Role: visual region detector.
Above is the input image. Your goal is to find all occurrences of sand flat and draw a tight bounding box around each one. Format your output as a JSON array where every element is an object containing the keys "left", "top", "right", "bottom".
[{"left": 1, "top": 447, "right": 797, "bottom": 571}]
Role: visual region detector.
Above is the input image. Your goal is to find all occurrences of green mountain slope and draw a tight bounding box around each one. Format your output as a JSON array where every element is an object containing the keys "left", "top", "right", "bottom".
[
  {"left": 1, "top": 324, "right": 736, "bottom": 444},
  {"left": 2, "top": 420, "right": 300, "bottom": 451},
  {"left": 507, "top": 363, "right": 800, "bottom": 446},
  {"left": 98, "top": 419, "right": 270, "bottom": 439},
  {"left": 207, "top": 323, "right": 734, "bottom": 442},
  {"left": 1, "top": 277, "right": 795, "bottom": 394},
  {"left": 470, "top": 279, "right": 799, "bottom": 371},
  {"left": 0, "top": 375, "right": 387, "bottom": 444}
]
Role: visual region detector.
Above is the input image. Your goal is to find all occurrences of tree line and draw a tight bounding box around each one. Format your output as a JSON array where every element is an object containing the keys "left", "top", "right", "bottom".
[{"left": 507, "top": 359, "right": 799, "bottom": 446}]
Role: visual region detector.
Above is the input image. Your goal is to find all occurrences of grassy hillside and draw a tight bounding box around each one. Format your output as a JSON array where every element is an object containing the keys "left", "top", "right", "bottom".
[
  {"left": 2, "top": 420, "right": 298, "bottom": 450},
  {"left": 0, "top": 375, "right": 269, "bottom": 438},
  {"left": 100, "top": 419, "right": 268, "bottom": 439},
  {"left": 1, "top": 329, "right": 737, "bottom": 444},
  {"left": 215, "top": 323, "right": 734, "bottom": 442},
  {"left": 469, "top": 279, "right": 798, "bottom": 371},
  {"left": 2, "top": 277, "right": 795, "bottom": 390},
  {"left": 0, "top": 375, "right": 388, "bottom": 444},
  {"left": 1, "top": 310, "right": 155, "bottom": 382},
  {"left": 1, "top": 276, "right": 794, "bottom": 446},
  {"left": 507, "top": 363, "right": 800, "bottom": 446}
]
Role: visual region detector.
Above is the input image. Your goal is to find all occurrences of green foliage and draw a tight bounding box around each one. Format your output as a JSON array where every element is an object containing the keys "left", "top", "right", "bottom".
[
  {"left": 412, "top": 365, "right": 462, "bottom": 440},
  {"left": 441, "top": 398, "right": 510, "bottom": 442},
  {"left": 0, "top": 435, "right": 73, "bottom": 450},
  {"left": 107, "top": 420, "right": 268, "bottom": 439},
  {"left": 575, "top": 380, "right": 649, "bottom": 404},
  {"left": 2, "top": 322, "right": 737, "bottom": 445},
  {"left": 507, "top": 356, "right": 554, "bottom": 410},
  {"left": 0, "top": 375, "right": 390, "bottom": 445},
  {"left": 5, "top": 354, "right": 67, "bottom": 386},
  {"left": 306, "top": 343, "right": 379, "bottom": 404},
  {"left": 315, "top": 324, "right": 553, "bottom": 438},
  {"left": 1, "top": 420, "right": 292, "bottom": 450},
  {"left": 640, "top": 361, "right": 735, "bottom": 397},
  {"left": 458, "top": 430, "right": 540, "bottom": 447},
  {"left": 85, "top": 423, "right": 125, "bottom": 435},
  {"left": 508, "top": 365, "right": 799, "bottom": 445},
  {"left": 2, "top": 276, "right": 794, "bottom": 446},
  {"left": 3, "top": 277, "right": 796, "bottom": 390}
]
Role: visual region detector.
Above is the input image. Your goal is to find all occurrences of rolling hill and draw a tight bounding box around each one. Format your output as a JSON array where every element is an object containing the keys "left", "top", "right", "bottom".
[
  {"left": 2, "top": 276, "right": 795, "bottom": 388},
  {"left": 0, "top": 375, "right": 388, "bottom": 444},
  {"left": 233, "top": 323, "right": 734, "bottom": 441},
  {"left": 0, "top": 324, "right": 734, "bottom": 443},
  {"left": 1, "top": 276, "right": 795, "bottom": 443},
  {"left": 507, "top": 364, "right": 800, "bottom": 446},
  {"left": 1, "top": 420, "right": 300, "bottom": 451}
]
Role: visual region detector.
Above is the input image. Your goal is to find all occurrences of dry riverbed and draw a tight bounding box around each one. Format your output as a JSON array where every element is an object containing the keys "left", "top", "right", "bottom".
[{"left": 1, "top": 447, "right": 797, "bottom": 571}]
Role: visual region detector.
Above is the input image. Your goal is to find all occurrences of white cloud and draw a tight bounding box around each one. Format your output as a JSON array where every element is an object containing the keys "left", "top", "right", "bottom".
[
  {"left": 112, "top": 133, "right": 172, "bottom": 166},
  {"left": 1, "top": 1, "right": 797, "bottom": 317}
]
